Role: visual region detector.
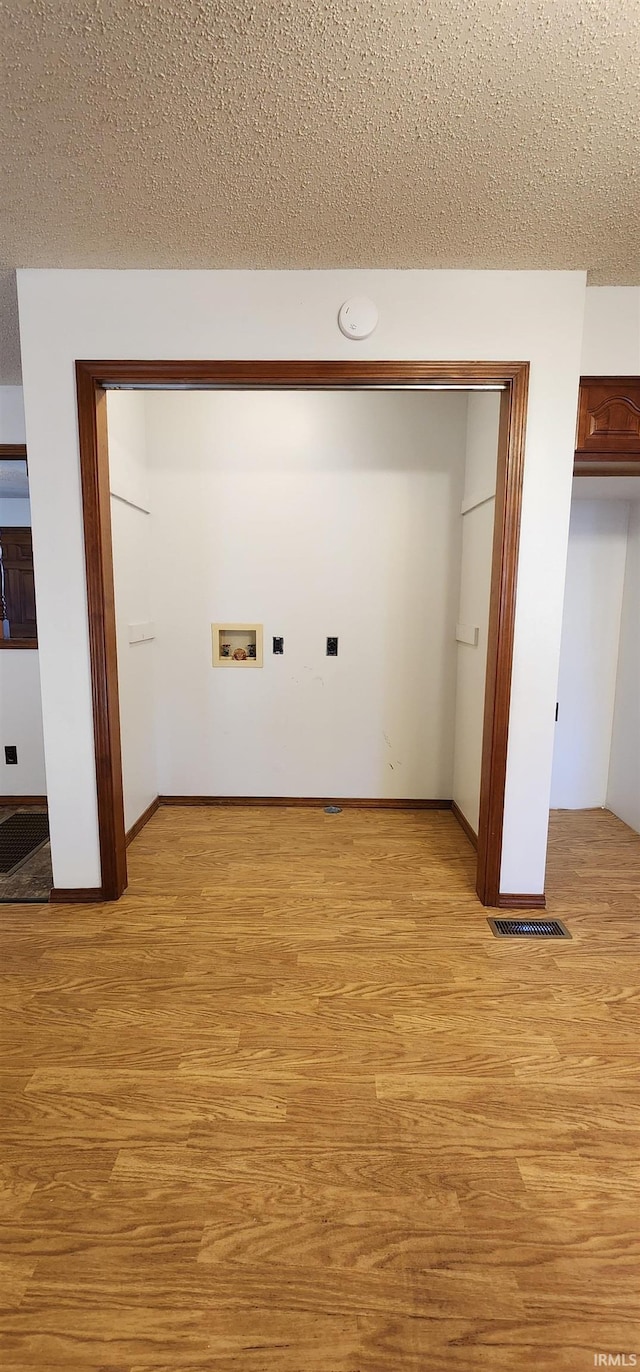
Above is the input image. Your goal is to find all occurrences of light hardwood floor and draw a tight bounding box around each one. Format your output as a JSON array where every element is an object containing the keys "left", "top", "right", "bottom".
[{"left": 1, "top": 805, "right": 639, "bottom": 1370}]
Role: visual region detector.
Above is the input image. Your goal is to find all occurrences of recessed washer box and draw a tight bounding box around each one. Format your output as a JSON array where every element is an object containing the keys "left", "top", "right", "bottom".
[{"left": 212, "top": 623, "right": 263, "bottom": 667}]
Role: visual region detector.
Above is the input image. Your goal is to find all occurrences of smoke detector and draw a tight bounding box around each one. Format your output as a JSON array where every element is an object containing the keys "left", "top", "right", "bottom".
[{"left": 338, "top": 297, "right": 379, "bottom": 340}]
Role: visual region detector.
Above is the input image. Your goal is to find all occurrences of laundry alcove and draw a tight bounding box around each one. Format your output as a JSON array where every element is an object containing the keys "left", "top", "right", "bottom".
[{"left": 106, "top": 383, "right": 502, "bottom": 881}]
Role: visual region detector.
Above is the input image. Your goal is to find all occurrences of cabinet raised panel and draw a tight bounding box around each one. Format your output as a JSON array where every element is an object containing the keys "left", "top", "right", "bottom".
[
  {"left": 576, "top": 377, "right": 640, "bottom": 468},
  {"left": 0, "top": 527, "right": 38, "bottom": 643}
]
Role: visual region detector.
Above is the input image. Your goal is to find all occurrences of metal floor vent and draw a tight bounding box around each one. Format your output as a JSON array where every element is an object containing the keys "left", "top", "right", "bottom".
[
  {"left": 488, "top": 917, "right": 571, "bottom": 939},
  {"left": 0, "top": 812, "right": 50, "bottom": 875}
]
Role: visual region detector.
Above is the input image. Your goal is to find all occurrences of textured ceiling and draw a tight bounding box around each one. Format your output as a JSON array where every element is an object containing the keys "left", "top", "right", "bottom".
[{"left": 1, "top": 0, "right": 640, "bottom": 381}]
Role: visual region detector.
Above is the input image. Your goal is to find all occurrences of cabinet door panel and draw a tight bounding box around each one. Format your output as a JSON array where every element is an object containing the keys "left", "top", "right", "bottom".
[
  {"left": 0, "top": 527, "right": 38, "bottom": 641},
  {"left": 576, "top": 378, "right": 640, "bottom": 459}
]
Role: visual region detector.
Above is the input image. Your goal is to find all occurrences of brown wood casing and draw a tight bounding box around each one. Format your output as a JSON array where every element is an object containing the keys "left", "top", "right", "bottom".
[
  {"left": 158, "top": 797, "right": 454, "bottom": 810},
  {"left": 75, "top": 359, "right": 530, "bottom": 906},
  {"left": 76, "top": 367, "right": 127, "bottom": 900},
  {"left": 451, "top": 800, "right": 478, "bottom": 850},
  {"left": 0, "top": 444, "right": 27, "bottom": 458}
]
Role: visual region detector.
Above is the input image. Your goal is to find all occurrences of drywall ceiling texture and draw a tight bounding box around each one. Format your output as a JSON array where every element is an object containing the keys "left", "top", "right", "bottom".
[
  {"left": 16, "top": 268, "right": 585, "bottom": 897},
  {"left": 1, "top": 0, "right": 639, "bottom": 310}
]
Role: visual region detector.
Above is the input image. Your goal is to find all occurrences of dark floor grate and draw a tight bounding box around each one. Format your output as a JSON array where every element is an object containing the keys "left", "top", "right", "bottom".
[
  {"left": 0, "top": 812, "right": 50, "bottom": 874},
  {"left": 488, "top": 917, "right": 571, "bottom": 939}
]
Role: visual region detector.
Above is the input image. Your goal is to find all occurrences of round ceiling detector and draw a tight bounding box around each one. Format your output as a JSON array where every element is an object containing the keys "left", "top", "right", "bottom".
[{"left": 338, "top": 296, "right": 379, "bottom": 340}]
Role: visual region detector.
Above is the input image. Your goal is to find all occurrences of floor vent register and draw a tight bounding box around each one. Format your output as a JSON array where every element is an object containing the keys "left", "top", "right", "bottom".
[
  {"left": 487, "top": 917, "right": 571, "bottom": 939},
  {"left": 0, "top": 812, "right": 50, "bottom": 875}
]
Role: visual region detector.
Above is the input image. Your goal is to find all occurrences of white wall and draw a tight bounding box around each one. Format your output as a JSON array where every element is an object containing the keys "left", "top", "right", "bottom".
[
  {"left": 0, "top": 386, "right": 26, "bottom": 444},
  {"left": 145, "top": 389, "right": 466, "bottom": 799},
  {"left": 108, "top": 390, "right": 150, "bottom": 512},
  {"left": 452, "top": 392, "right": 501, "bottom": 834},
  {"left": 581, "top": 287, "right": 640, "bottom": 375},
  {"left": 0, "top": 652, "right": 47, "bottom": 796},
  {"left": 106, "top": 392, "right": 157, "bottom": 831},
  {"left": 16, "top": 268, "right": 586, "bottom": 893},
  {"left": 0, "top": 384, "right": 47, "bottom": 797},
  {"left": 552, "top": 286, "right": 640, "bottom": 829},
  {"left": 607, "top": 501, "right": 640, "bottom": 832},
  {"left": 550, "top": 500, "right": 629, "bottom": 808}
]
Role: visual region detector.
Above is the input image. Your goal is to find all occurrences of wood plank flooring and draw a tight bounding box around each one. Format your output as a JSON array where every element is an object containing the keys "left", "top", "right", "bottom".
[{"left": 0, "top": 805, "right": 639, "bottom": 1370}]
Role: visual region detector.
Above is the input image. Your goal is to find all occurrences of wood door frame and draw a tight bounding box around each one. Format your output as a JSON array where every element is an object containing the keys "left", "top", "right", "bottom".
[{"left": 75, "top": 359, "right": 530, "bottom": 906}]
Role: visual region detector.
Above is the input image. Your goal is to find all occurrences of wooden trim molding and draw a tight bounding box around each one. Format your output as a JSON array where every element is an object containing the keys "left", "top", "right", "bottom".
[
  {"left": 79, "top": 360, "right": 524, "bottom": 388},
  {"left": 76, "top": 365, "right": 127, "bottom": 900},
  {"left": 451, "top": 801, "right": 478, "bottom": 850},
  {"left": 495, "top": 892, "right": 546, "bottom": 910},
  {"left": 475, "top": 378, "right": 529, "bottom": 906},
  {"left": 0, "top": 795, "right": 47, "bottom": 807},
  {"left": 125, "top": 796, "right": 160, "bottom": 845},
  {"left": 0, "top": 444, "right": 27, "bottom": 458},
  {"left": 49, "top": 887, "right": 105, "bottom": 904},
  {"left": 0, "top": 639, "right": 38, "bottom": 650},
  {"left": 159, "top": 796, "right": 453, "bottom": 809},
  {"left": 574, "top": 459, "right": 640, "bottom": 477},
  {"left": 75, "top": 359, "right": 530, "bottom": 907}
]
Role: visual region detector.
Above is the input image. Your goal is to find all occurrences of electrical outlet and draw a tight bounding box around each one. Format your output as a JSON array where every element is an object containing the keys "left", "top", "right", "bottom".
[
  {"left": 4, "top": 745, "right": 17, "bottom": 765},
  {"left": 273, "top": 636, "right": 284, "bottom": 655},
  {"left": 326, "top": 637, "right": 338, "bottom": 657}
]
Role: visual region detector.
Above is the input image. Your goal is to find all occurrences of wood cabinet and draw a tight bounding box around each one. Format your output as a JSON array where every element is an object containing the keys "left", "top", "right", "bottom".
[
  {"left": 575, "top": 376, "right": 640, "bottom": 472},
  {"left": 0, "top": 527, "right": 38, "bottom": 645}
]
